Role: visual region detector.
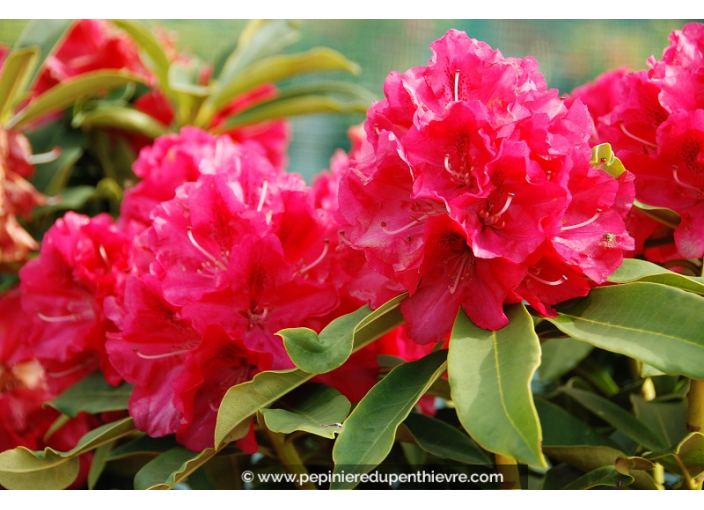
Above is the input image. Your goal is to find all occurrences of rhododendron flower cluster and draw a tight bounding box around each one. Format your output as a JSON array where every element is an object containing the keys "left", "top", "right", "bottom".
[
  {"left": 338, "top": 30, "right": 635, "bottom": 344},
  {"left": 571, "top": 22, "right": 704, "bottom": 259}
]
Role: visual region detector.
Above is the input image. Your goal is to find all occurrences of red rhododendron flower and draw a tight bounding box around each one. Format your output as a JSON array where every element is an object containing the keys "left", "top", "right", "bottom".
[
  {"left": 339, "top": 30, "right": 635, "bottom": 343},
  {"left": 572, "top": 22, "right": 704, "bottom": 259},
  {"left": 32, "top": 19, "right": 149, "bottom": 96},
  {"left": 19, "top": 212, "right": 131, "bottom": 387},
  {"left": 106, "top": 128, "right": 355, "bottom": 451},
  {"left": 0, "top": 128, "right": 45, "bottom": 264}
]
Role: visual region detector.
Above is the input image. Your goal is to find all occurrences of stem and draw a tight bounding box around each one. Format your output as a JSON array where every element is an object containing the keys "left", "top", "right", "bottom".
[
  {"left": 687, "top": 379, "right": 704, "bottom": 488},
  {"left": 265, "top": 429, "right": 316, "bottom": 490},
  {"left": 495, "top": 453, "right": 521, "bottom": 490}
]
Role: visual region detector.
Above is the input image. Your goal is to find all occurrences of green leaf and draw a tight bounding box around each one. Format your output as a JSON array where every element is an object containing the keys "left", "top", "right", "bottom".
[
  {"left": 402, "top": 413, "right": 490, "bottom": 464},
  {"left": 535, "top": 399, "right": 619, "bottom": 448},
  {"left": 13, "top": 19, "right": 72, "bottom": 90},
  {"left": 87, "top": 443, "right": 112, "bottom": 490},
  {"left": 215, "top": 369, "right": 313, "bottom": 448},
  {"left": 48, "top": 372, "right": 133, "bottom": 417},
  {"left": 647, "top": 432, "right": 704, "bottom": 478},
  {"left": 69, "top": 418, "right": 136, "bottom": 457},
  {"left": 633, "top": 199, "right": 680, "bottom": 230},
  {"left": 448, "top": 305, "right": 546, "bottom": 467},
  {"left": 0, "top": 447, "right": 80, "bottom": 490},
  {"left": 331, "top": 350, "right": 448, "bottom": 489},
  {"left": 11, "top": 70, "right": 145, "bottom": 128},
  {"left": 539, "top": 336, "right": 594, "bottom": 382},
  {"left": 561, "top": 387, "right": 665, "bottom": 451},
  {"left": 631, "top": 395, "right": 688, "bottom": 448},
  {"left": 199, "top": 48, "right": 360, "bottom": 126},
  {"left": 107, "top": 434, "right": 179, "bottom": 461},
  {"left": 589, "top": 143, "right": 626, "bottom": 178},
  {"left": 111, "top": 20, "right": 170, "bottom": 89},
  {"left": 222, "top": 95, "right": 369, "bottom": 130},
  {"left": 543, "top": 446, "right": 661, "bottom": 490},
  {"left": 549, "top": 282, "right": 704, "bottom": 379},
  {"left": 260, "top": 384, "right": 351, "bottom": 439},
  {"left": 0, "top": 47, "right": 39, "bottom": 121},
  {"left": 216, "top": 20, "right": 300, "bottom": 83},
  {"left": 608, "top": 258, "right": 704, "bottom": 294},
  {"left": 72, "top": 107, "right": 169, "bottom": 139},
  {"left": 0, "top": 418, "right": 134, "bottom": 490},
  {"left": 134, "top": 446, "right": 217, "bottom": 490},
  {"left": 35, "top": 186, "right": 97, "bottom": 216},
  {"left": 280, "top": 293, "right": 405, "bottom": 375},
  {"left": 560, "top": 465, "right": 634, "bottom": 490}
]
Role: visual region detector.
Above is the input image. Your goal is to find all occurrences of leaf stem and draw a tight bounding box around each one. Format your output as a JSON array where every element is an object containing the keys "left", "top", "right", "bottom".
[
  {"left": 687, "top": 379, "right": 704, "bottom": 489},
  {"left": 264, "top": 429, "right": 316, "bottom": 490},
  {"left": 495, "top": 453, "right": 521, "bottom": 490}
]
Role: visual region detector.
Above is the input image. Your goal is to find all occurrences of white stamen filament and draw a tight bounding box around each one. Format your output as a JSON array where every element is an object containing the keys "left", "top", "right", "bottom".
[
  {"left": 673, "top": 166, "right": 701, "bottom": 192},
  {"left": 135, "top": 348, "right": 192, "bottom": 360},
  {"left": 257, "top": 179, "right": 269, "bottom": 212},
  {"left": 449, "top": 252, "right": 470, "bottom": 295},
  {"left": 187, "top": 229, "right": 226, "bottom": 270},
  {"left": 561, "top": 209, "right": 602, "bottom": 232},
  {"left": 47, "top": 360, "right": 96, "bottom": 378},
  {"left": 99, "top": 245, "right": 110, "bottom": 266},
  {"left": 380, "top": 214, "right": 429, "bottom": 236},
  {"left": 528, "top": 273, "right": 568, "bottom": 286},
  {"left": 299, "top": 240, "right": 330, "bottom": 274},
  {"left": 619, "top": 122, "right": 657, "bottom": 149},
  {"left": 37, "top": 310, "right": 92, "bottom": 323},
  {"left": 493, "top": 193, "right": 514, "bottom": 217},
  {"left": 454, "top": 70, "right": 460, "bottom": 102},
  {"left": 28, "top": 148, "right": 61, "bottom": 165}
]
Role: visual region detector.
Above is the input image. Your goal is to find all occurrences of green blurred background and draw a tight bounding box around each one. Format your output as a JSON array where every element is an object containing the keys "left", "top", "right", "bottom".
[{"left": 0, "top": 20, "right": 700, "bottom": 180}]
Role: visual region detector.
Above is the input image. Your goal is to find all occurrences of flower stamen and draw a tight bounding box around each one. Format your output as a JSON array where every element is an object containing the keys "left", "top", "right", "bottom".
[
  {"left": 257, "top": 179, "right": 269, "bottom": 212},
  {"left": 135, "top": 348, "right": 192, "bottom": 360},
  {"left": 619, "top": 122, "right": 658, "bottom": 149},
  {"left": 561, "top": 209, "right": 602, "bottom": 232},
  {"left": 672, "top": 165, "right": 701, "bottom": 193},
  {"left": 381, "top": 214, "right": 429, "bottom": 235},
  {"left": 187, "top": 228, "right": 227, "bottom": 270},
  {"left": 298, "top": 239, "right": 330, "bottom": 274},
  {"left": 528, "top": 273, "right": 568, "bottom": 286},
  {"left": 454, "top": 70, "right": 460, "bottom": 102}
]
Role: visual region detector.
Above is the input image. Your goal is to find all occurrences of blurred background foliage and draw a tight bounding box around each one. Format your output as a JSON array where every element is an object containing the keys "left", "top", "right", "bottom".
[{"left": 0, "top": 19, "right": 700, "bottom": 180}]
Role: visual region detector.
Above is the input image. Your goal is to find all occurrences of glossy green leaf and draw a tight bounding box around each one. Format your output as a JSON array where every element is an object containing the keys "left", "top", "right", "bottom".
[
  {"left": 35, "top": 186, "right": 96, "bottom": 216},
  {"left": 260, "top": 384, "right": 350, "bottom": 439},
  {"left": 215, "top": 369, "right": 313, "bottom": 448},
  {"left": 331, "top": 350, "right": 448, "bottom": 489},
  {"left": 222, "top": 95, "right": 369, "bottom": 130},
  {"left": 631, "top": 395, "right": 688, "bottom": 448},
  {"left": 562, "top": 466, "right": 633, "bottom": 490},
  {"left": 73, "top": 107, "right": 169, "bottom": 139},
  {"left": 543, "top": 446, "right": 661, "bottom": 490},
  {"left": 0, "top": 418, "right": 134, "bottom": 490},
  {"left": 0, "top": 447, "right": 80, "bottom": 490},
  {"left": 539, "top": 337, "right": 594, "bottom": 382},
  {"left": 217, "top": 20, "right": 300, "bottom": 82},
  {"left": 0, "top": 47, "right": 38, "bottom": 121},
  {"left": 550, "top": 282, "right": 704, "bottom": 379},
  {"left": 48, "top": 372, "right": 133, "bottom": 417},
  {"left": 561, "top": 387, "right": 665, "bottom": 451},
  {"left": 449, "top": 305, "right": 546, "bottom": 467},
  {"left": 134, "top": 446, "right": 217, "bottom": 490},
  {"left": 608, "top": 258, "right": 704, "bottom": 294},
  {"left": 590, "top": 143, "right": 626, "bottom": 178},
  {"left": 11, "top": 70, "right": 145, "bottom": 128},
  {"left": 13, "top": 19, "right": 72, "bottom": 90},
  {"left": 535, "top": 399, "right": 618, "bottom": 448},
  {"left": 402, "top": 413, "right": 490, "bottom": 464},
  {"left": 633, "top": 199, "right": 681, "bottom": 229},
  {"left": 87, "top": 443, "right": 112, "bottom": 490},
  {"left": 280, "top": 293, "right": 405, "bottom": 375},
  {"left": 199, "top": 48, "right": 360, "bottom": 126},
  {"left": 111, "top": 20, "right": 170, "bottom": 88},
  {"left": 107, "top": 435, "right": 179, "bottom": 461},
  {"left": 69, "top": 418, "right": 136, "bottom": 457},
  {"left": 646, "top": 432, "right": 704, "bottom": 478}
]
